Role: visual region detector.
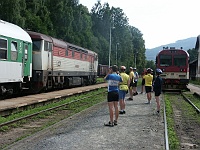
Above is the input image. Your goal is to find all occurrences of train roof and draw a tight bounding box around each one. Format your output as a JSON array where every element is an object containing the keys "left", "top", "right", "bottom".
[
  {"left": 27, "top": 30, "right": 97, "bottom": 56},
  {"left": 156, "top": 48, "right": 189, "bottom": 57},
  {"left": 0, "top": 20, "right": 32, "bottom": 43},
  {"left": 52, "top": 37, "right": 68, "bottom": 49},
  {"left": 27, "top": 31, "right": 52, "bottom": 42}
]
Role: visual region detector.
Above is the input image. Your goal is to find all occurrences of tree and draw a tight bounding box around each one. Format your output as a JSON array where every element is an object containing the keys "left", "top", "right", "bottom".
[{"left": 0, "top": 0, "right": 26, "bottom": 27}]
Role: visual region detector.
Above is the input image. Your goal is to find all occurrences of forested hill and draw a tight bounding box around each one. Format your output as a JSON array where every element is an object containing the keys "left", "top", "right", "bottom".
[
  {"left": 0, "top": 0, "right": 146, "bottom": 71},
  {"left": 145, "top": 37, "right": 197, "bottom": 60}
]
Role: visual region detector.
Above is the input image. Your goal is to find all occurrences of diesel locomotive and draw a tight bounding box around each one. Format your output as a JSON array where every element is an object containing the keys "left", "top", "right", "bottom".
[{"left": 156, "top": 47, "right": 189, "bottom": 90}]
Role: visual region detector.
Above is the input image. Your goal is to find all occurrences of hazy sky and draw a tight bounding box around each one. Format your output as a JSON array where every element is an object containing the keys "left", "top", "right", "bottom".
[{"left": 79, "top": 0, "right": 200, "bottom": 49}]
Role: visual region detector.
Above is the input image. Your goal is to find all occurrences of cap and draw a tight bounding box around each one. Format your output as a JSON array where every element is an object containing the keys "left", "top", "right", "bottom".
[
  {"left": 130, "top": 67, "right": 133, "bottom": 70},
  {"left": 133, "top": 68, "right": 136, "bottom": 70}
]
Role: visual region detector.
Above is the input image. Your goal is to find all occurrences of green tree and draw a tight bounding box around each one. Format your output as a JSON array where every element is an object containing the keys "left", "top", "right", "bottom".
[
  {"left": 0, "top": 0, "right": 26, "bottom": 27},
  {"left": 188, "top": 48, "right": 198, "bottom": 63}
]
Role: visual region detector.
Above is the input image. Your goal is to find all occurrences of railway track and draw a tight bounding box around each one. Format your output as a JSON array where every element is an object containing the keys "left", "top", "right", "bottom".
[
  {"left": 0, "top": 88, "right": 107, "bottom": 149},
  {"left": 0, "top": 90, "right": 106, "bottom": 128},
  {"left": 0, "top": 82, "right": 107, "bottom": 117},
  {"left": 163, "top": 91, "right": 200, "bottom": 149}
]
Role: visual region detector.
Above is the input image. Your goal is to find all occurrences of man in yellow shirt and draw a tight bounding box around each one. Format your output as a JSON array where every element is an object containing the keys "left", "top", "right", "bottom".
[
  {"left": 119, "top": 66, "right": 130, "bottom": 114},
  {"left": 143, "top": 68, "right": 153, "bottom": 104},
  {"left": 127, "top": 67, "right": 135, "bottom": 100}
]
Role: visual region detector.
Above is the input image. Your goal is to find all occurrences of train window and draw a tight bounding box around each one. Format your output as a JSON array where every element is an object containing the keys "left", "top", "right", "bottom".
[
  {"left": 32, "top": 40, "right": 41, "bottom": 51},
  {"left": 0, "top": 38, "right": 7, "bottom": 59},
  {"left": 72, "top": 50, "right": 74, "bottom": 57},
  {"left": 11, "top": 41, "right": 18, "bottom": 61},
  {"left": 80, "top": 53, "right": 82, "bottom": 59},
  {"left": 160, "top": 55, "right": 172, "bottom": 66},
  {"left": 44, "top": 41, "right": 48, "bottom": 51},
  {"left": 49, "top": 43, "right": 53, "bottom": 51},
  {"left": 95, "top": 55, "right": 98, "bottom": 61},
  {"left": 174, "top": 55, "right": 186, "bottom": 66},
  {"left": 65, "top": 49, "right": 68, "bottom": 56},
  {"left": 85, "top": 54, "right": 87, "bottom": 60},
  {"left": 24, "top": 45, "right": 28, "bottom": 60}
]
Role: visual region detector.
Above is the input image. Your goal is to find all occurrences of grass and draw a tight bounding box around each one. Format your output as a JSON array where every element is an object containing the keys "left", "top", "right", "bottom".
[
  {"left": 190, "top": 79, "right": 200, "bottom": 86},
  {"left": 0, "top": 88, "right": 107, "bottom": 131},
  {"left": 164, "top": 94, "right": 180, "bottom": 150},
  {"left": 97, "top": 77, "right": 105, "bottom": 83}
]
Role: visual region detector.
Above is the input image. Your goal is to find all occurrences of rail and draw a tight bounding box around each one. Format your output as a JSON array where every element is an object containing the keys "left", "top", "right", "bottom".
[{"left": 0, "top": 91, "right": 106, "bottom": 128}]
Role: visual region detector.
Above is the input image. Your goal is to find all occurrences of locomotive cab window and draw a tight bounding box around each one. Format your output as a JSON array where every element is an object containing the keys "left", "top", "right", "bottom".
[
  {"left": 11, "top": 41, "right": 18, "bottom": 61},
  {"left": 174, "top": 55, "right": 186, "bottom": 66},
  {"left": 44, "top": 41, "right": 52, "bottom": 51},
  {"left": 0, "top": 38, "right": 7, "bottom": 59},
  {"left": 32, "top": 40, "right": 41, "bottom": 51},
  {"left": 160, "top": 55, "right": 172, "bottom": 66}
]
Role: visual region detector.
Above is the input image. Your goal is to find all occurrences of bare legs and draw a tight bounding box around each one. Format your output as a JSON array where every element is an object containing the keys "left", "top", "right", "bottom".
[
  {"left": 155, "top": 96, "right": 160, "bottom": 112},
  {"left": 146, "top": 92, "right": 151, "bottom": 103},
  {"left": 108, "top": 101, "right": 119, "bottom": 123}
]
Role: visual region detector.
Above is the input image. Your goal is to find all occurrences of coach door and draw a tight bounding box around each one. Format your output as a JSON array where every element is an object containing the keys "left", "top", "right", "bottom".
[{"left": 22, "top": 43, "right": 31, "bottom": 77}]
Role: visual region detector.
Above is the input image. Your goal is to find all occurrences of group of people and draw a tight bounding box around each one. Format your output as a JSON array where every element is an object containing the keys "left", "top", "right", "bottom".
[{"left": 104, "top": 65, "right": 163, "bottom": 127}]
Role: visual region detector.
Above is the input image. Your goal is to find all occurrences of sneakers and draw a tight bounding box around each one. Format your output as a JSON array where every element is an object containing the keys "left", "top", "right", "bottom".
[
  {"left": 104, "top": 121, "right": 114, "bottom": 127},
  {"left": 157, "top": 110, "right": 160, "bottom": 116},
  {"left": 145, "top": 101, "right": 151, "bottom": 104},
  {"left": 104, "top": 120, "right": 118, "bottom": 126},
  {"left": 127, "top": 98, "right": 133, "bottom": 100},
  {"left": 114, "top": 120, "right": 117, "bottom": 126},
  {"left": 119, "top": 110, "right": 126, "bottom": 114}
]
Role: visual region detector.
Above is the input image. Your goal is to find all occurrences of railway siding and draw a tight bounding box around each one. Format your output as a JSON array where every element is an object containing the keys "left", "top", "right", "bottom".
[{"left": 0, "top": 83, "right": 107, "bottom": 117}]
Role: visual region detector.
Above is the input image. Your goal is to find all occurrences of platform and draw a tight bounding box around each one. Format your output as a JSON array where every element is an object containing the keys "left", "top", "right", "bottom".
[{"left": 6, "top": 93, "right": 165, "bottom": 150}]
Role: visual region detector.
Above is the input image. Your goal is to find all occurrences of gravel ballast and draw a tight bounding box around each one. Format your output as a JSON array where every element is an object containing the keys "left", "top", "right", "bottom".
[{"left": 5, "top": 93, "right": 165, "bottom": 150}]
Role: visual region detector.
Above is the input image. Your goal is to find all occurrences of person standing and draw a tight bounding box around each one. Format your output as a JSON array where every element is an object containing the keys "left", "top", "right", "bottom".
[
  {"left": 140, "top": 68, "right": 147, "bottom": 94},
  {"left": 133, "top": 68, "right": 139, "bottom": 95},
  {"left": 119, "top": 66, "right": 130, "bottom": 114},
  {"left": 104, "top": 65, "right": 122, "bottom": 127},
  {"left": 127, "top": 67, "right": 135, "bottom": 100},
  {"left": 143, "top": 68, "right": 153, "bottom": 104},
  {"left": 153, "top": 69, "right": 163, "bottom": 114}
]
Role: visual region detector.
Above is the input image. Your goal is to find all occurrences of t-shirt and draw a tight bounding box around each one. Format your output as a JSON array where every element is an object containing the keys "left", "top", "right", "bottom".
[
  {"left": 153, "top": 76, "right": 163, "bottom": 92},
  {"left": 129, "top": 71, "right": 135, "bottom": 84},
  {"left": 143, "top": 73, "right": 153, "bottom": 86},
  {"left": 119, "top": 72, "right": 129, "bottom": 91},
  {"left": 105, "top": 73, "right": 122, "bottom": 92}
]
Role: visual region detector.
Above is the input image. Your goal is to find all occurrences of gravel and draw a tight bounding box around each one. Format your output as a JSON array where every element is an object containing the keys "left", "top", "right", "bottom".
[{"left": 5, "top": 93, "right": 165, "bottom": 150}]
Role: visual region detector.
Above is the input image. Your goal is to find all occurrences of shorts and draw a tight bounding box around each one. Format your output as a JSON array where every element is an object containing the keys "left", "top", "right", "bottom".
[
  {"left": 142, "top": 79, "right": 145, "bottom": 85},
  {"left": 155, "top": 91, "right": 161, "bottom": 96},
  {"left": 145, "top": 86, "right": 152, "bottom": 93},
  {"left": 107, "top": 91, "right": 119, "bottom": 102},
  {"left": 133, "top": 81, "right": 137, "bottom": 87},
  {"left": 119, "top": 90, "right": 127, "bottom": 100}
]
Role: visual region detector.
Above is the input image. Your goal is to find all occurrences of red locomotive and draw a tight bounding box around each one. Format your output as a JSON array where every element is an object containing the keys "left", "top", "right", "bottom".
[{"left": 156, "top": 47, "right": 189, "bottom": 90}]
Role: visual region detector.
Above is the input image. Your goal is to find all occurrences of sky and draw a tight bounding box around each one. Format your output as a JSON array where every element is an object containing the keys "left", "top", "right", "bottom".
[{"left": 79, "top": 0, "right": 200, "bottom": 49}]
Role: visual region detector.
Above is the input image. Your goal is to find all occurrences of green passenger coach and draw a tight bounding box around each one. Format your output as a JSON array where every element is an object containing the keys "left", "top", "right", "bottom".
[{"left": 0, "top": 20, "right": 32, "bottom": 95}]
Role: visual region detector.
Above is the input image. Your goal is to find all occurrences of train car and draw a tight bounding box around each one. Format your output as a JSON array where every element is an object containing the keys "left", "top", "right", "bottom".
[
  {"left": 27, "top": 31, "right": 98, "bottom": 92},
  {"left": 155, "top": 47, "right": 189, "bottom": 90},
  {"left": 97, "top": 64, "right": 109, "bottom": 77},
  {"left": 0, "top": 20, "right": 32, "bottom": 95}
]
